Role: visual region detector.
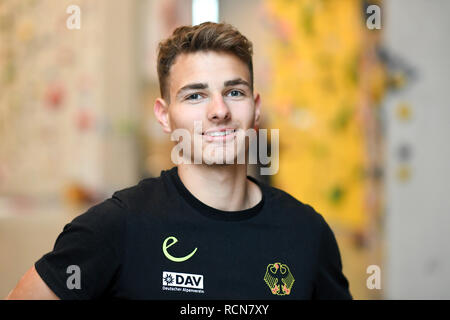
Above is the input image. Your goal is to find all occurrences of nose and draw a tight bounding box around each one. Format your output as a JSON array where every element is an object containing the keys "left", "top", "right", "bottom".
[{"left": 207, "top": 94, "right": 231, "bottom": 122}]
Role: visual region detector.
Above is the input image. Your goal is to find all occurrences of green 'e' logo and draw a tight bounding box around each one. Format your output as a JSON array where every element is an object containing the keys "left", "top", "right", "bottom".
[{"left": 162, "top": 236, "right": 197, "bottom": 262}]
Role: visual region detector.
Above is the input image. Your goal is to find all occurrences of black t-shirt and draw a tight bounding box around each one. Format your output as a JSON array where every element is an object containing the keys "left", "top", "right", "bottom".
[{"left": 35, "top": 167, "right": 352, "bottom": 300}]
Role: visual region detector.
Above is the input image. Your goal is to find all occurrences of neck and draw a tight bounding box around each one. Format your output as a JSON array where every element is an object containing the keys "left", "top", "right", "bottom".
[{"left": 177, "top": 164, "right": 261, "bottom": 211}]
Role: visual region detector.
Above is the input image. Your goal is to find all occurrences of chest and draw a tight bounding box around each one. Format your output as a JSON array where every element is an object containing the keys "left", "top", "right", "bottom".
[{"left": 115, "top": 217, "right": 318, "bottom": 299}]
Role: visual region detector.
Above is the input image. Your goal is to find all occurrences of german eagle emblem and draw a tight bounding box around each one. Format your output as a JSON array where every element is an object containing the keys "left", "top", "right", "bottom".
[{"left": 264, "top": 262, "right": 295, "bottom": 295}]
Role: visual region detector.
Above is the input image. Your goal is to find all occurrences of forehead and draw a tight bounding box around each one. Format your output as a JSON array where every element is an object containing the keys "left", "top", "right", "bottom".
[{"left": 168, "top": 51, "right": 250, "bottom": 92}]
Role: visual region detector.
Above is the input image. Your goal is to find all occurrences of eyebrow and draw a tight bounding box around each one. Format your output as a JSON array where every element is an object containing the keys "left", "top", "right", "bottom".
[
  {"left": 175, "top": 78, "right": 251, "bottom": 99},
  {"left": 176, "top": 83, "right": 208, "bottom": 99},
  {"left": 224, "top": 78, "right": 251, "bottom": 88}
]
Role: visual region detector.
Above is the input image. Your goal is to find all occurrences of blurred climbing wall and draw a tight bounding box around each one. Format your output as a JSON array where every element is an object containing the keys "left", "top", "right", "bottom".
[
  {"left": 0, "top": 0, "right": 140, "bottom": 296},
  {"left": 0, "top": 0, "right": 140, "bottom": 211},
  {"left": 256, "top": 0, "right": 387, "bottom": 299}
]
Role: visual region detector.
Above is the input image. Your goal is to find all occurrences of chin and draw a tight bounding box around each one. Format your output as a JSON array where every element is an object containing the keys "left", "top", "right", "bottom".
[{"left": 201, "top": 142, "right": 246, "bottom": 165}]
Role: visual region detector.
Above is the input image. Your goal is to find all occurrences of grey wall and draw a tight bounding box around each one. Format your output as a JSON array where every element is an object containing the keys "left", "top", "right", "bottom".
[{"left": 384, "top": 0, "right": 450, "bottom": 299}]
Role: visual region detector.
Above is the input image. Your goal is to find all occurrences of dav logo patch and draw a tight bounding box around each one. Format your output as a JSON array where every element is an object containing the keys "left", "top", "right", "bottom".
[{"left": 162, "top": 271, "right": 204, "bottom": 294}]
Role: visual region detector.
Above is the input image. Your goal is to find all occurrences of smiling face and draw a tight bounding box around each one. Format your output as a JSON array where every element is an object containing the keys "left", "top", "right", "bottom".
[{"left": 154, "top": 51, "right": 261, "bottom": 165}]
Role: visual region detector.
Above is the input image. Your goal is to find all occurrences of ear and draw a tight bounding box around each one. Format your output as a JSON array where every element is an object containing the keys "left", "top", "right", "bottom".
[
  {"left": 253, "top": 92, "right": 261, "bottom": 129},
  {"left": 153, "top": 98, "right": 172, "bottom": 133}
]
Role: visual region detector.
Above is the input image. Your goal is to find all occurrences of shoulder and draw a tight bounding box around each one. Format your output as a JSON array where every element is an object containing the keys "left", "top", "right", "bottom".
[
  {"left": 109, "top": 172, "right": 168, "bottom": 213},
  {"left": 260, "top": 182, "right": 328, "bottom": 229},
  {"left": 61, "top": 176, "right": 163, "bottom": 249},
  {"left": 261, "top": 184, "right": 342, "bottom": 256},
  {"left": 68, "top": 174, "right": 163, "bottom": 231}
]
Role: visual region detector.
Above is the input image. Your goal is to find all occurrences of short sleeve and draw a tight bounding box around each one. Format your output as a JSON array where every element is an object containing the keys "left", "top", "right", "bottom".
[
  {"left": 34, "top": 195, "right": 127, "bottom": 300},
  {"left": 312, "top": 216, "right": 353, "bottom": 300}
]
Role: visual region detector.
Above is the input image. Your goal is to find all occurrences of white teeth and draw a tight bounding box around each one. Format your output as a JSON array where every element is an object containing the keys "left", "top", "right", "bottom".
[
  {"left": 210, "top": 132, "right": 226, "bottom": 137},
  {"left": 206, "top": 130, "right": 235, "bottom": 137}
]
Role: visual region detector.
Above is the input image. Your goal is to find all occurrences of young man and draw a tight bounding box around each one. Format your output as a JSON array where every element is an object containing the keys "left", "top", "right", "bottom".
[{"left": 6, "top": 22, "right": 351, "bottom": 300}]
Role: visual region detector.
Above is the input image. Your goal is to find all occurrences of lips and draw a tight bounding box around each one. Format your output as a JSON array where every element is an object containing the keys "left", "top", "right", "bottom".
[
  {"left": 202, "top": 128, "right": 237, "bottom": 141},
  {"left": 204, "top": 129, "right": 236, "bottom": 137}
]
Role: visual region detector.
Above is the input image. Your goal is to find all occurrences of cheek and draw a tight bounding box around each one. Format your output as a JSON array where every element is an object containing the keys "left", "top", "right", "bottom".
[
  {"left": 231, "top": 104, "right": 256, "bottom": 127},
  {"left": 169, "top": 107, "right": 203, "bottom": 130}
]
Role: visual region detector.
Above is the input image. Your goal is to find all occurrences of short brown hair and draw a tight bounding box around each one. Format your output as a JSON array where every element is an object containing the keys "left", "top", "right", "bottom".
[{"left": 157, "top": 22, "right": 254, "bottom": 102}]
